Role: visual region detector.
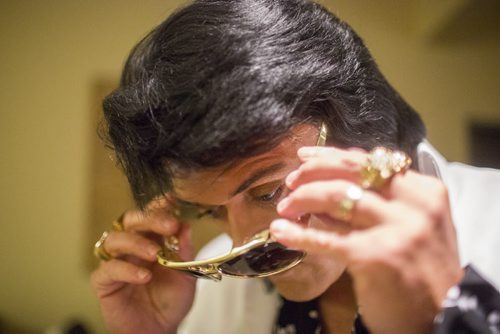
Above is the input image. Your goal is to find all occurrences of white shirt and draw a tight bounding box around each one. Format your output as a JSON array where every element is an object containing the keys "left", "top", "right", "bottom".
[{"left": 417, "top": 141, "right": 500, "bottom": 289}]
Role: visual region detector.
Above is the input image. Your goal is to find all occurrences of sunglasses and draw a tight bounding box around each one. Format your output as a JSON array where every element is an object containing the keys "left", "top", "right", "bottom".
[{"left": 157, "top": 123, "right": 328, "bottom": 281}]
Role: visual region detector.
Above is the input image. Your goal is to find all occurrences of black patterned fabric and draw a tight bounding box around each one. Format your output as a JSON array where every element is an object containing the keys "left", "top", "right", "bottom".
[
  {"left": 273, "top": 266, "right": 500, "bottom": 333},
  {"left": 434, "top": 265, "right": 500, "bottom": 334},
  {"left": 273, "top": 297, "right": 370, "bottom": 334},
  {"left": 273, "top": 298, "right": 322, "bottom": 334}
]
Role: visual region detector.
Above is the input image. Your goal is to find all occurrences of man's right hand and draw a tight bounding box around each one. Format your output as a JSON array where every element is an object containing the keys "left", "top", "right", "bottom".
[{"left": 91, "top": 199, "right": 196, "bottom": 334}]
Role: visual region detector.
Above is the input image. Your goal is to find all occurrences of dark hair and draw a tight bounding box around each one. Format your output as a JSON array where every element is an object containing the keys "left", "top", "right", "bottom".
[{"left": 102, "top": 0, "right": 426, "bottom": 208}]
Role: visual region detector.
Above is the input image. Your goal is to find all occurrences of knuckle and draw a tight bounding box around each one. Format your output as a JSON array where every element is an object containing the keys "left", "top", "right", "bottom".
[
  {"left": 396, "top": 211, "right": 432, "bottom": 253},
  {"left": 340, "top": 156, "right": 357, "bottom": 171},
  {"left": 290, "top": 183, "right": 310, "bottom": 199},
  {"left": 122, "top": 208, "right": 144, "bottom": 227},
  {"left": 129, "top": 234, "right": 159, "bottom": 254},
  {"left": 423, "top": 180, "right": 449, "bottom": 224},
  {"left": 299, "top": 159, "right": 323, "bottom": 175},
  {"left": 378, "top": 203, "right": 431, "bottom": 253},
  {"left": 340, "top": 153, "right": 364, "bottom": 172},
  {"left": 347, "top": 147, "right": 367, "bottom": 155},
  {"left": 120, "top": 209, "right": 134, "bottom": 223},
  {"left": 407, "top": 219, "right": 431, "bottom": 250},
  {"left": 385, "top": 235, "right": 413, "bottom": 261},
  {"left": 325, "top": 185, "right": 343, "bottom": 204}
]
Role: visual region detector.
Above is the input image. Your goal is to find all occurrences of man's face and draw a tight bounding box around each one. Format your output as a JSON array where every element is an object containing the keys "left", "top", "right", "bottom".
[{"left": 171, "top": 124, "right": 347, "bottom": 301}]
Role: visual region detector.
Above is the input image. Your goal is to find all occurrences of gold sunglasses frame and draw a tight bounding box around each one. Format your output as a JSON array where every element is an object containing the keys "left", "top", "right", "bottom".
[
  {"left": 158, "top": 230, "right": 306, "bottom": 281},
  {"left": 157, "top": 122, "right": 328, "bottom": 281}
]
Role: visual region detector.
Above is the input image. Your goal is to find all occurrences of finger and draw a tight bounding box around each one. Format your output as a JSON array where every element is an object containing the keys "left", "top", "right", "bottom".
[
  {"left": 277, "top": 180, "right": 388, "bottom": 228},
  {"left": 121, "top": 207, "right": 180, "bottom": 236},
  {"left": 105, "top": 231, "right": 161, "bottom": 261},
  {"left": 288, "top": 147, "right": 367, "bottom": 190},
  {"left": 296, "top": 146, "right": 366, "bottom": 161},
  {"left": 286, "top": 152, "right": 366, "bottom": 192},
  {"left": 385, "top": 171, "right": 450, "bottom": 216},
  {"left": 296, "top": 146, "right": 366, "bottom": 164},
  {"left": 270, "top": 219, "right": 349, "bottom": 257},
  {"left": 91, "top": 259, "right": 152, "bottom": 297},
  {"left": 146, "top": 196, "right": 169, "bottom": 210}
]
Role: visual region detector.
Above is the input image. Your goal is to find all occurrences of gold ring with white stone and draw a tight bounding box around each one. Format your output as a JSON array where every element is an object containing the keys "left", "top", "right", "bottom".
[
  {"left": 360, "top": 147, "right": 412, "bottom": 190},
  {"left": 337, "top": 185, "right": 363, "bottom": 221}
]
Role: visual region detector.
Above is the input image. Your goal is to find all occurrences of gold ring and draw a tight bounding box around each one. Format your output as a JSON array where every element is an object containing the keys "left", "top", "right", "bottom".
[
  {"left": 111, "top": 220, "right": 124, "bottom": 232},
  {"left": 111, "top": 212, "right": 126, "bottom": 232},
  {"left": 360, "top": 147, "right": 412, "bottom": 190},
  {"left": 164, "top": 235, "right": 180, "bottom": 252},
  {"left": 337, "top": 185, "right": 363, "bottom": 221},
  {"left": 94, "top": 231, "right": 112, "bottom": 261}
]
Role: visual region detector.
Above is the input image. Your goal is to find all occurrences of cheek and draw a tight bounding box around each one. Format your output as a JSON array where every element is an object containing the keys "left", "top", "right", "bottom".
[
  {"left": 304, "top": 253, "right": 347, "bottom": 285},
  {"left": 225, "top": 202, "right": 281, "bottom": 244}
]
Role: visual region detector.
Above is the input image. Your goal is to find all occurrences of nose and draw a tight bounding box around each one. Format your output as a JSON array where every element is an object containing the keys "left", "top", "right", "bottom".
[{"left": 225, "top": 201, "right": 277, "bottom": 246}]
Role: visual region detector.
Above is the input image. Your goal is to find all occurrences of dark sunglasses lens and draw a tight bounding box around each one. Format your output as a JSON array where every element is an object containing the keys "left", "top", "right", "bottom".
[{"left": 219, "top": 242, "right": 304, "bottom": 277}]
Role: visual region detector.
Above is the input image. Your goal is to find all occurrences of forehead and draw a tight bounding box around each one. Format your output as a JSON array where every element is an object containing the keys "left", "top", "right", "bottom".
[{"left": 171, "top": 124, "right": 318, "bottom": 205}]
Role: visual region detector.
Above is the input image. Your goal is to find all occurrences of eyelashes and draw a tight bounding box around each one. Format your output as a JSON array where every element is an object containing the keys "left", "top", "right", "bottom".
[
  {"left": 256, "top": 184, "right": 284, "bottom": 203},
  {"left": 174, "top": 180, "right": 288, "bottom": 224}
]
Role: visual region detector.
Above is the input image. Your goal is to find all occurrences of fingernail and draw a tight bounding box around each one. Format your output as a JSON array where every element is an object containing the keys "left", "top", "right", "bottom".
[
  {"left": 270, "top": 219, "right": 289, "bottom": 238},
  {"left": 297, "top": 147, "right": 318, "bottom": 158},
  {"left": 277, "top": 197, "right": 290, "bottom": 212},
  {"left": 162, "top": 219, "right": 176, "bottom": 233},
  {"left": 286, "top": 170, "right": 299, "bottom": 187},
  {"left": 147, "top": 245, "right": 159, "bottom": 257},
  {"left": 138, "top": 269, "right": 150, "bottom": 280},
  {"left": 272, "top": 219, "right": 289, "bottom": 231}
]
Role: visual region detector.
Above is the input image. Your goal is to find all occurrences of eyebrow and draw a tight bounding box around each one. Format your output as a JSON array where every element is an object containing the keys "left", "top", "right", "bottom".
[
  {"left": 173, "top": 197, "right": 217, "bottom": 210},
  {"left": 172, "top": 125, "right": 326, "bottom": 209},
  {"left": 172, "top": 162, "right": 286, "bottom": 209}
]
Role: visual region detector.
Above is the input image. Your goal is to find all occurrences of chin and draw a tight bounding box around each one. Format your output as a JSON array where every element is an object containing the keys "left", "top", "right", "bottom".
[{"left": 269, "top": 255, "right": 345, "bottom": 301}]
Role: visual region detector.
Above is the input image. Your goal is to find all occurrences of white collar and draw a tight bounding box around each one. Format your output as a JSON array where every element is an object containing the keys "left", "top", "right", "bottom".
[{"left": 416, "top": 140, "right": 448, "bottom": 182}]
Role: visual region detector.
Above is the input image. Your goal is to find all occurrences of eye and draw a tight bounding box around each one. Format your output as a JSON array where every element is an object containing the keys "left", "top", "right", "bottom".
[
  {"left": 197, "top": 206, "right": 225, "bottom": 220},
  {"left": 255, "top": 184, "right": 284, "bottom": 204},
  {"left": 248, "top": 180, "right": 287, "bottom": 207}
]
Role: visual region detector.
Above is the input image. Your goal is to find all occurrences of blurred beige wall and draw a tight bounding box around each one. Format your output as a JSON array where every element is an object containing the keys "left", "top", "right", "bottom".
[
  {"left": 0, "top": 1, "right": 187, "bottom": 332},
  {"left": 322, "top": 0, "right": 500, "bottom": 161},
  {"left": 0, "top": 0, "right": 498, "bottom": 332}
]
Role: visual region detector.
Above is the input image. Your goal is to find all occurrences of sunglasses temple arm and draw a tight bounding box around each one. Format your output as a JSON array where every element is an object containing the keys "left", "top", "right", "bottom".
[{"left": 157, "top": 249, "right": 223, "bottom": 281}]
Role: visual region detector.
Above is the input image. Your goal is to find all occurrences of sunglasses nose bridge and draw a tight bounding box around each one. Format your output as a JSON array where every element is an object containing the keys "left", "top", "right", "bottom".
[
  {"left": 222, "top": 202, "right": 249, "bottom": 246},
  {"left": 227, "top": 213, "right": 273, "bottom": 248}
]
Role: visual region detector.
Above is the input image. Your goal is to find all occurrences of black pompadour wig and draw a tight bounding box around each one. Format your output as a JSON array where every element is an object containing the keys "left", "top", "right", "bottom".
[{"left": 102, "top": 0, "right": 425, "bottom": 208}]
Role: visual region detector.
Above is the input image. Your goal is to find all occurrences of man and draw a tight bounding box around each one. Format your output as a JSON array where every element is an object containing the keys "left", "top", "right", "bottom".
[{"left": 91, "top": 0, "right": 500, "bottom": 333}]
